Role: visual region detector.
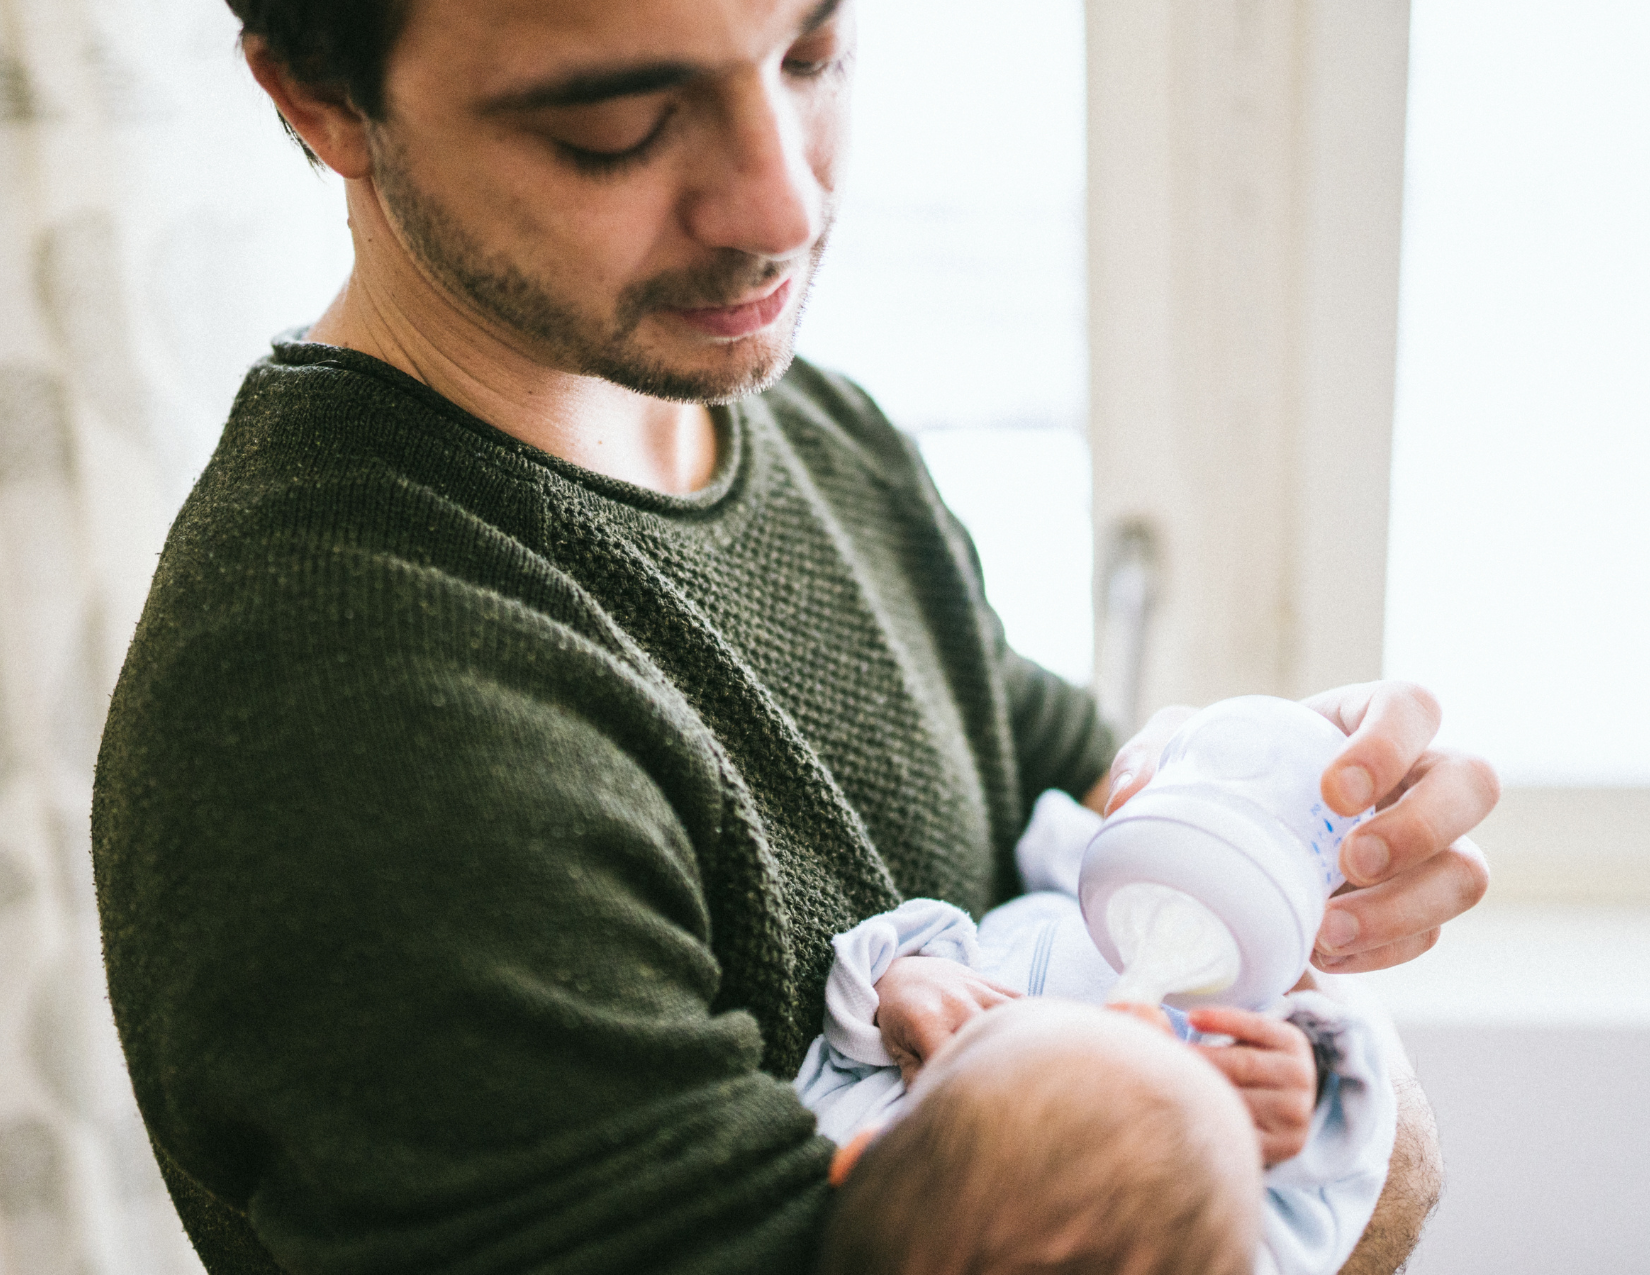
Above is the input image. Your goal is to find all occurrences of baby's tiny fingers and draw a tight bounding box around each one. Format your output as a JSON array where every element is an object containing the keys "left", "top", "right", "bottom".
[
  {"left": 1243, "top": 1086, "right": 1317, "bottom": 1131},
  {"left": 968, "top": 977, "right": 1022, "bottom": 1007},
  {"left": 889, "top": 1043, "right": 924, "bottom": 1088},
  {"left": 1261, "top": 1130, "right": 1311, "bottom": 1169},
  {"left": 1195, "top": 1044, "right": 1313, "bottom": 1092},
  {"left": 1186, "top": 1007, "right": 1309, "bottom": 1056}
]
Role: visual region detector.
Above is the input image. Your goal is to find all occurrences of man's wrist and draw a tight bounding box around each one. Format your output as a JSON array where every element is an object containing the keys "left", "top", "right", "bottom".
[{"left": 1337, "top": 1076, "right": 1442, "bottom": 1275}]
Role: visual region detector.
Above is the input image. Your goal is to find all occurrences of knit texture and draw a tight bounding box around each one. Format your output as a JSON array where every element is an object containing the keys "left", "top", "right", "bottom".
[{"left": 92, "top": 342, "right": 1113, "bottom": 1275}]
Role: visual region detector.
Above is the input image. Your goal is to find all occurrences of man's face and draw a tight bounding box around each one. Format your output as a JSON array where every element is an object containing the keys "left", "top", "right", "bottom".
[{"left": 368, "top": 0, "right": 853, "bottom": 403}]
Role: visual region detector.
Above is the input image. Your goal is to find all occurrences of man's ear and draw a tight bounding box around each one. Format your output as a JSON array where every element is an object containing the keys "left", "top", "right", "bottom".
[
  {"left": 242, "top": 35, "right": 374, "bottom": 179},
  {"left": 828, "top": 1124, "right": 884, "bottom": 1188}
]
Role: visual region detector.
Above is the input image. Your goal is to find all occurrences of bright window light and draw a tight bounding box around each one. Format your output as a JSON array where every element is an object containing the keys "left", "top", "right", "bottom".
[
  {"left": 799, "top": 0, "right": 1092, "bottom": 684},
  {"left": 1385, "top": 0, "right": 1650, "bottom": 784}
]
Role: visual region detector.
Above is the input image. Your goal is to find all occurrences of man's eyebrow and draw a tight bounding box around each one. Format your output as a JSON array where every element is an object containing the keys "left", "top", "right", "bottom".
[
  {"left": 799, "top": 0, "right": 846, "bottom": 36},
  {"left": 480, "top": 63, "right": 699, "bottom": 113},
  {"left": 479, "top": 0, "right": 845, "bottom": 113}
]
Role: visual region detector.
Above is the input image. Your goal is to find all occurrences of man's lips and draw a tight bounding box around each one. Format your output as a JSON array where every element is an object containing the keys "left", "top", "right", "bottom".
[{"left": 665, "top": 278, "right": 794, "bottom": 339}]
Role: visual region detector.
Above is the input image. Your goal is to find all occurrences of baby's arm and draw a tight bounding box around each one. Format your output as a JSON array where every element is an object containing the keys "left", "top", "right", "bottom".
[{"left": 1185, "top": 1007, "right": 1318, "bottom": 1167}]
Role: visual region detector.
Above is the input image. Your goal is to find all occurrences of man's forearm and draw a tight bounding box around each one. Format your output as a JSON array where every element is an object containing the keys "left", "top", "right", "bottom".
[{"left": 1338, "top": 1075, "right": 1443, "bottom": 1275}]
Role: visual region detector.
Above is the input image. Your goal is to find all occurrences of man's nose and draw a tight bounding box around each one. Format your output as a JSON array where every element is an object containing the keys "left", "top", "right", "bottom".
[{"left": 682, "top": 69, "right": 824, "bottom": 260}]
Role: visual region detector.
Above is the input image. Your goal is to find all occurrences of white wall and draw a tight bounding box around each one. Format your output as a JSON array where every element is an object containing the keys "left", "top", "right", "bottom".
[
  {"left": 1364, "top": 905, "right": 1650, "bottom": 1274},
  {"left": 1403, "top": 1023, "right": 1650, "bottom": 1274}
]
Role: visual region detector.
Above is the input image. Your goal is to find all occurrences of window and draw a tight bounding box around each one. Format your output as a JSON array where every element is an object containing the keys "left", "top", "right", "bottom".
[
  {"left": 1385, "top": 0, "right": 1650, "bottom": 788},
  {"left": 798, "top": 0, "right": 1093, "bottom": 686}
]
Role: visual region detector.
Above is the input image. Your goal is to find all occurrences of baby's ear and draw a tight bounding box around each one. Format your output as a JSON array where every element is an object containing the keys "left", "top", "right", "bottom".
[
  {"left": 1103, "top": 1000, "right": 1175, "bottom": 1036},
  {"left": 829, "top": 1125, "right": 884, "bottom": 1187}
]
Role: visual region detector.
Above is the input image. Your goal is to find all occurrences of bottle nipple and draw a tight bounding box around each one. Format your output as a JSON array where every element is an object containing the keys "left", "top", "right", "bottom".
[{"left": 1102, "top": 883, "right": 1242, "bottom": 1008}]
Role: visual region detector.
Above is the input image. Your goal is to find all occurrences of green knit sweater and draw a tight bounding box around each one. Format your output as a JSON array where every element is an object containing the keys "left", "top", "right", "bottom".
[{"left": 92, "top": 341, "right": 1113, "bottom": 1275}]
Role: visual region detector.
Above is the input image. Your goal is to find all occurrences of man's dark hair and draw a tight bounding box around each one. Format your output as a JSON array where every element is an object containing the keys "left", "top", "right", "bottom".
[{"left": 225, "top": 0, "right": 408, "bottom": 153}]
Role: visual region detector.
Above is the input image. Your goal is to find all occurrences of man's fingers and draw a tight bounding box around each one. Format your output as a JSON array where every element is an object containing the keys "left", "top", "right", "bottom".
[
  {"left": 1339, "top": 752, "right": 1501, "bottom": 886},
  {"left": 1315, "top": 839, "right": 1486, "bottom": 966},
  {"left": 1249, "top": 1094, "right": 1315, "bottom": 1166},
  {"left": 1305, "top": 681, "right": 1442, "bottom": 816},
  {"left": 1099, "top": 705, "right": 1197, "bottom": 816},
  {"left": 1100, "top": 769, "right": 1149, "bottom": 817},
  {"left": 1315, "top": 928, "right": 1441, "bottom": 975}
]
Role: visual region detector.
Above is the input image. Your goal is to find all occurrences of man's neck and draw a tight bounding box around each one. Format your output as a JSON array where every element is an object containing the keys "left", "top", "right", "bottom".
[{"left": 305, "top": 186, "right": 720, "bottom": 497}]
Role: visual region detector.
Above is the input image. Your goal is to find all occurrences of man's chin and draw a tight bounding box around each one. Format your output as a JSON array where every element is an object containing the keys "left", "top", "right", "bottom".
[{"left": 591, "top": 327, "right": 799, "bottom": 406}]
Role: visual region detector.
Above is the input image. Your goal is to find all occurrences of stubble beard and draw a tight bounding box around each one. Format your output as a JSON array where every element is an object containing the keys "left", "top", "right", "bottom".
[{"left": 370, "top": 135, "right": 833, "bottom": 405}]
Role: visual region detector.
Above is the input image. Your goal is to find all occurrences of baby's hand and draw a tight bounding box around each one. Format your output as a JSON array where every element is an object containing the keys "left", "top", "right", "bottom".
[
  {"left": 874, "top": 956, "right": 1020, "bottom": 1086},
  {"left": 1186, "top": 1006, "right": 1317, "bottom": 1168}
]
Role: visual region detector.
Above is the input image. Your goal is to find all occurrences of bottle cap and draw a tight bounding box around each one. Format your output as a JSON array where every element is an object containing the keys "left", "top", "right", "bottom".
[{"left": 1079, "top": 789, "right": 1323, "bottom": 1009}]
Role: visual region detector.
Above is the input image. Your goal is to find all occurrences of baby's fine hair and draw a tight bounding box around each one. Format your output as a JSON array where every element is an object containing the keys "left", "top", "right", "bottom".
[{"left": 815, "top": 1058, "right": 1254, "bottom": 1275}]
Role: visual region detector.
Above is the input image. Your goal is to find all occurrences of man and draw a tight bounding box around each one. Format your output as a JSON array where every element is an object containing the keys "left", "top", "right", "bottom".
[{"left": 91, "top": 1, "right": 1497, "bottom": 1272}]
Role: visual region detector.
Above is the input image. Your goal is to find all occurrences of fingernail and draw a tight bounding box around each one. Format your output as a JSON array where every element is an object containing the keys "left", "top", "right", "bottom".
[
  {"left": 1105, "top": 773, "right": 1134, "bottom": 814},
  {"left": 1334, "top": 765, "right": 1375, "bottom": 810},
  {"left": 1319, "top": 910, "right": 1359, "bottom": 953},
  {"left": 1346, "top": 835, "right": 1390, "bottom": 884}
]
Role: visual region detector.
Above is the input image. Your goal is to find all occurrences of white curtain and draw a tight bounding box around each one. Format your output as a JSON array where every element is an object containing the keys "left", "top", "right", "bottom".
[{"left": 0, "top": 1, "right": 349, "bottom": 1270}]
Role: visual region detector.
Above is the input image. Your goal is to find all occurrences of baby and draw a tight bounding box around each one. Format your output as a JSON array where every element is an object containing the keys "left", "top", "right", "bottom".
[
  {"left": 818, "top": 997, "right": 1264, "bottom": 1275},
  {"left": 795, "top": 791, "right": 1398, "bottom": 1275}
]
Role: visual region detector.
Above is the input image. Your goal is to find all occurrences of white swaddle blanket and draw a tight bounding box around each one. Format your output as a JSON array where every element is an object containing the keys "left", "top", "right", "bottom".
[{"left": 792, "top": 790, "right": 1398, "bottom": 1275}]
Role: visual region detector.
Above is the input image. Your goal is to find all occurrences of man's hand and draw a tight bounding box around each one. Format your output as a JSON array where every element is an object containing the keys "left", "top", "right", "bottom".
[
  {"left": 1187, "top": 1006, "right": 1318, "bottom": 1168},
  {"left": 1083, "top": 681, "right": 1499, "bottom": 974},
  {"left": 1082, "top": 705, "right": 1196, "bottom": 816},
  {"left": 873, "top": 957, "right": 1019, "bottom": 1086},
  {"left": 1302, "top": 682, "right": 1497, "bottom": 972}
]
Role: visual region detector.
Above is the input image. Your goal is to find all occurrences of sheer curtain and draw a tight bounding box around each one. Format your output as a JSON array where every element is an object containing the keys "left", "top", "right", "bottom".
[{"left": 0, "top": 1, "right": 347, "bottom": 1270}]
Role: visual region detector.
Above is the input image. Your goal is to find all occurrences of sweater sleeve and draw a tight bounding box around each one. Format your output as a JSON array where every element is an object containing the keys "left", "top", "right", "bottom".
[
  {"left": 94, "top": 564, "right": 833, "bottom": 1275},
  {"left": 1000, "top": 643, "right": 1114, "bottom": 813},
  {"left": 936, "top": 492, "right": 1115, "bottom": 813}
]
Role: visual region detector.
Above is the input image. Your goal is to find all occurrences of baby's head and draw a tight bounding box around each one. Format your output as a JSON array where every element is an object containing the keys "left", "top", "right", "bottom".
[{"left": 817, "top": 999, "right": 1261, "bottom": 1275}]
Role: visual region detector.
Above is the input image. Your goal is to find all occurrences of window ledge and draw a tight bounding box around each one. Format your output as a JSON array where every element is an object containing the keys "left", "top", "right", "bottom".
[
  {"left": 1358, "top": 902, "right": 1650, "bottom": 1029},
  {"left": 1461, "top": 786, "right": 1650, "bottom": 904}
]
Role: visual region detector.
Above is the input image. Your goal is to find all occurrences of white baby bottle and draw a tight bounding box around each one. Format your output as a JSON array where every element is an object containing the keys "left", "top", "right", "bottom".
[{"left": 1077, "top": 695, "right": 1373, "bottom": 1011}]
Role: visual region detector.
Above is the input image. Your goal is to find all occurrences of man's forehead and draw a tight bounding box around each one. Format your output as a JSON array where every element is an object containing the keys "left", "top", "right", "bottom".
[{"left": 396, "top": 0, "right": 843, "bottom": 97}]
